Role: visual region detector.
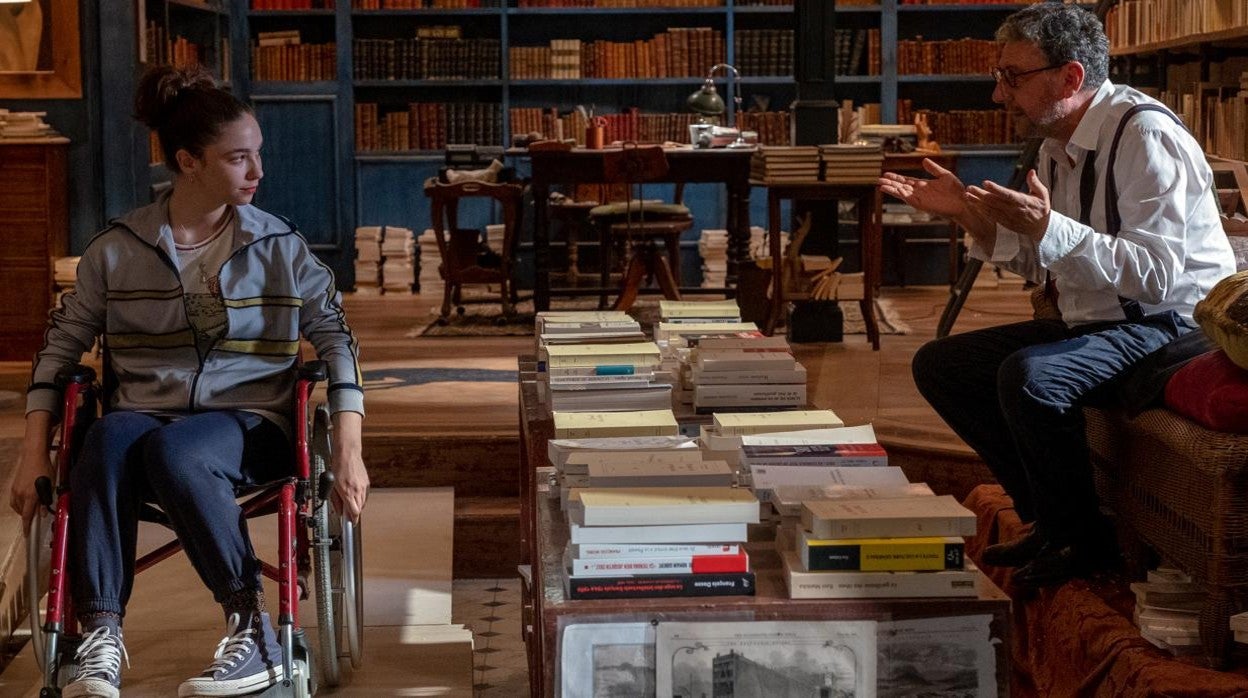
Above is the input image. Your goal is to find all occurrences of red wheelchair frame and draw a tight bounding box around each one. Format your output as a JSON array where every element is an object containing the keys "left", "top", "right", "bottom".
[{"left": 27, "top": 360, "right": 363, "bottom": 697}]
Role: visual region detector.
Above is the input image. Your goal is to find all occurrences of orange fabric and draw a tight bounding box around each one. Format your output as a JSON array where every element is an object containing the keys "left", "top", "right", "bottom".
[{"left": 963, "top": 485, "right": 1248, "bottom": 697}]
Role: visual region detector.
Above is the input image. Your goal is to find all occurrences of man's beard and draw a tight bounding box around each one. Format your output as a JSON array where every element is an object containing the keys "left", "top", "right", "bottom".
[{"left": 1012, "top": 101, "right": 1066, "bottom": 139}]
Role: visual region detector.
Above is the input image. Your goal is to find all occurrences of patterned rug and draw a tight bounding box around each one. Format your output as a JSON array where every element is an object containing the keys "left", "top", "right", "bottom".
[{"left": 411, "top": 296, "right": 910, "bottom": 337}]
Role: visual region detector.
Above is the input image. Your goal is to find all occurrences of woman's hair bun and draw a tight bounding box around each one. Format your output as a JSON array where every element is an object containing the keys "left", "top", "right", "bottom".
[{"left": 134, "top": 65, "right": 217, "bottom": 130}]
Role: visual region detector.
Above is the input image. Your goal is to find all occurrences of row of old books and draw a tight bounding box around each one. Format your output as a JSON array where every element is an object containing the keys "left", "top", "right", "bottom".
[
  {"left": 354, "top": 226, "right": 416, "bottom": 293},
  {"left": 145, "top": 23, "right": 205, "bottom": 71},
  {"left": 1156, "top": 68, "right": 1248, "bottom": 162},
  {"left": 735, "top": 109, "right": 791, "bottom": 146},
  {"left": 353, "top": 0, "right": 503, "bottom": 8},
  {"left": 512, "top": 106, "right": 766, "bottom": 146},
  {"left": 897, "top": 106, "right": 1020, "bottom": 146},
  {"left": 250, "top": 43, "right": 336, "bottom": 82},
  {"left": 354, "top": 102, "right": 503, "bottom": 152},
  {"left": 697, "top": 229, "right": 728, "bottom": 288},
  {"left": 896, "top": 37, "right": 997, "bottom": 76},
  {"left": 352, "top": 38, "right": 502, "bottom": 81},
  {"left": 251, "top": 0, "right": 332, "bottom": 8},
  {"left": 518, "top": 0, "right": 722, "bottom": 7},
  {"left": 508, "top": 28, "right": 725, "bottom": 80},
  {"left": 732, "top": 30, "right": 794, "bottom": 78},
  {"left": 1106, "top": 0, "right": 1247, "bottom": 51}
]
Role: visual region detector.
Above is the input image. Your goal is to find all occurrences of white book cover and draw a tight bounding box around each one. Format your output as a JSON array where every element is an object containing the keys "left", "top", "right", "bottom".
[
  {"left": 712, "top": 409, "right": 845, "bottom": 436},
  {"left": 654, "top": 322, "right": 758, "bottom": 342},
  {"left": 567, "top": 549, "right": 748, "bottom": 577},
  {"left": 568, "top": 521, "right": 749, "bottom": 545},
  {"left": 553, "top": 410, "right": 679, "bottom": 439},
  {"left": 547, "top": 436, "right": 697, "bottom": 469},
  {"left": 781, "top": 550, "right": 981, "bottom": 599},
  {"left": 694, "top": 349, "right": 796, "bottom": 373},
  {"left": 690, "top": 364, "right": 807, "bottom": 385},
  {"left": 801, "top": 495, "right": 978, "bottom": 539},
  {"left": 563, "top": 449, "right": 704, "bottom": 474},
  {"left": 771, "top": 482, "right": 935, "bottom": 517},
  {"left": 691, "top": 335, "right": 790, "bottom": 351},
  {"left": 543, "top": 342, "right": 661, "bottom": 368},
  {"left": 570, "top": 487, "right": 761, "bottom": 526},
  {"left": 587, "top": 460, "right": 734, "bottom": 488},
  {"left": 738, "top": 423, "right": 876, "bottom": 446},
  {"left": 569, "top": 542, "right": 741, "bottom": 559},
  {"left": 659, "top": 299, "right": 741, "bottom": 319},
  {"left": 749, "top": 465, "right": 911, "bottom": 503},
  {"left": 694, "top": 384, "right": 807, "bottom": 406}
]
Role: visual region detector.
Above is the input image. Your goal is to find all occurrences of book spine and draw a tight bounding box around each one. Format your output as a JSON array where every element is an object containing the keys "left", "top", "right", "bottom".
[
  {"left": 785, "top": 569, "right": 978, "bottom": 599},
  {"left": 809, "top": 515, "right": 976, "bottom": 540},
  {"left": 571, "top": 550, "right": 748, "bottom": 577},
  {"left": 567, "top": 571, "right": 756, "bottom": 599},
  {"left": 801, "top": 538, "right": 965, "bottom": 572},
  {"left": 573, "top": 543, "right": 741, "bottom": 559}
]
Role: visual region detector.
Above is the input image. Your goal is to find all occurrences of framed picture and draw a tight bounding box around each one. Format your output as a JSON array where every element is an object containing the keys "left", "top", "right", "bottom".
[
  {"left": 561, "top": 622, "right": 656, "bottom": 698},
  {"left": 0, "top": 0, "right": 82, "bottom": 99}
]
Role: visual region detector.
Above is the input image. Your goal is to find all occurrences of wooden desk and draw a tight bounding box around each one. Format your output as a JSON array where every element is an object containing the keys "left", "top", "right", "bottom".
[
  {"left": 758, "top": 180, "right": 883, "bottom": 348},
  {"left": 517, "top": 147, "right": 755, "bottom": 312},
  {"left": 880, "top": 152, "right": 961, "bottom": 287},
  {"left": 516, "top": 371, "right": 1011, "bottom": 698}
]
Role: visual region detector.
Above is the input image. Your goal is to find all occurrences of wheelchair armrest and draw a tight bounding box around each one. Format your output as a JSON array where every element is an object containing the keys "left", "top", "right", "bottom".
[
  {"left": 298, "top": 360, "right": 328, "bottom": 383},
  {"left": 54, "top": 364, "right": 96, "bottom": 389}
]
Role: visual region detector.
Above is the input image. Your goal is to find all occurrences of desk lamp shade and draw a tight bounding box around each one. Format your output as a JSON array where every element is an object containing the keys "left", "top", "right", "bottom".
[{"left": 687, "top": 79, "right": 726, "bottom": 118}]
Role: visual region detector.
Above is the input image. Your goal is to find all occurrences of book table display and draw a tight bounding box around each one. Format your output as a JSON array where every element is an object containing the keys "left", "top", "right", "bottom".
[{"left": 517, "top": 363, "right": 1011, "bottom": 697}]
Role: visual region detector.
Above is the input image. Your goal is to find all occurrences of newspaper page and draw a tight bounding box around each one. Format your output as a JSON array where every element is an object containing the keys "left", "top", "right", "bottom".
[
  {"left": 561, "top": 622, "right": 656, "bottom": 698},
  {"left": 656, "top": 620, "right": 877, "bottom": 698},
  {"left": 877, "top": 614, "right": 998, "bottom": 697}
]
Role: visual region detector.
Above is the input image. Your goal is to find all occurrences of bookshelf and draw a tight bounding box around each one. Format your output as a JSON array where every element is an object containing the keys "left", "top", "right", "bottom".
[{"left": 1104, "top": 0, "right": 1248, "bottom": 169}]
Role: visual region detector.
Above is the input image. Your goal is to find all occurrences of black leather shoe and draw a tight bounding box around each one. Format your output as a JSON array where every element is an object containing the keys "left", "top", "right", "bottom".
[
  {"left": 981, "top": 529, "right": 1048, "bottom": 568},
  {"left": 1011, "top": 542, "right": 1091, "bottom": 589}
]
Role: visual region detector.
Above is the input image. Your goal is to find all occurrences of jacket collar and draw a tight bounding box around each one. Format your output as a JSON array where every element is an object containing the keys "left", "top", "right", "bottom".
[{"left": 112, "top": 189, "right": 290, "bottom": 255}]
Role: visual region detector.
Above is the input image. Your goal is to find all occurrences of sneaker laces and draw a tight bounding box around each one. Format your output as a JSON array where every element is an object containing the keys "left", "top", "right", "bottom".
[
  {"left": 205, "top": 613, "right": 256, "bottom": 676},
  {"left": 74, "top": 626, "right": 129, "bottom": 681}
]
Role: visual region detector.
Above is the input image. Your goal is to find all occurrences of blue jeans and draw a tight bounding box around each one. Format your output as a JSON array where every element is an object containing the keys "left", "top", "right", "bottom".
[
  {"left": 911, "top": 312, "right": 1191, "bottom": 545},
  {"left": 69, "top": 410, "right": 290, "bottom": 616}
]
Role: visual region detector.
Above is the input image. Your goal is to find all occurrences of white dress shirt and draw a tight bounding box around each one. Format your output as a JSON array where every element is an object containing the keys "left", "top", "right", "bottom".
[{"left": 972, "top": 80, "right": 1234, "bottom": 326}]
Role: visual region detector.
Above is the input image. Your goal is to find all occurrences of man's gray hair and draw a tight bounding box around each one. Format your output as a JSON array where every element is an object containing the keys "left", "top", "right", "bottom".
[{"left": 996, "top": 3, "right": 1109, "bottom": 91}]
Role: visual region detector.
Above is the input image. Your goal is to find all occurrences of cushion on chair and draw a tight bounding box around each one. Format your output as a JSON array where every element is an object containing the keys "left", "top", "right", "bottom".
[
  {"left": 588, "top": 200, "right": 691, "bottom": 219},
  {"left": 1164, "top": 349, "right": 1248, "bottom": 433}
]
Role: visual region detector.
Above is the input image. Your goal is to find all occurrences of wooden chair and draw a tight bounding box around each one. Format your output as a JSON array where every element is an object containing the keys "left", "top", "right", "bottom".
[
  {"left": 424, "top": 178, "right": 524, "bottom": 322},
  {"left": 586, "top": 145, "right": 693, "bottom": 311}
]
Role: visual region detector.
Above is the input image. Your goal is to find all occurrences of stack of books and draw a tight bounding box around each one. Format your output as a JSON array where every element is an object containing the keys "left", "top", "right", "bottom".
[
  {"left": 739, "top": 424, "right": 888, "bottom": 500},
  {"left": 819, "top": 143, "right": 884, "bottom": 184},
  {"left": 542, "top": 342, "right": 670, "bottom": 412},
  {"left": 750, "top": 146, "right": 821, "bottom": 183},
  {"left": 552, "top": 409, "right": 679, "bottom": 440},
  {"left": 1132, "top": 567, "right": 1206, "bottom": 654},
  {"left": 697, "top": 229, "right": 728, "bottom": 288},
  {"left": 0, "top": 110, "right": 56, "bottom": 140},
  {"left": 381, "top": 226, "right": 415, "bottom": 294},
  {"left": 659, "top": 299, "right": 741, "bottom": 324},
  {"left": 699, "top": 409, "right": 846, "bottom": 469},
  {"left": 417, "top": 229, "right": 441, "bottom": 294},
  {"left": 536, "top": 310, "right": 643, "bottom": 347},
  {"left": 688, "top": 336, "right": 807, "bottom": 413},
  {"left": 783, "top": 490, "right": 980, "bottom": 599},
  {"left": 553, "top": 448, "right": 726, "bottom": 510},
  {"left": 563, "top": 486, "right": 760, "bottom": 599},
  {"left": 354, "top": 226, "right": 382, "bottom": 292}
]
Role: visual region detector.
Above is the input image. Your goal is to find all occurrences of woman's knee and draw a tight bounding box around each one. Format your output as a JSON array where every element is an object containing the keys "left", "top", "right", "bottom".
[
  {"left": 143, "top": 418, "right": 244, "bottom": 492},
  {"left": 71, "top": 412, "right": 159, "bottom": 489}
]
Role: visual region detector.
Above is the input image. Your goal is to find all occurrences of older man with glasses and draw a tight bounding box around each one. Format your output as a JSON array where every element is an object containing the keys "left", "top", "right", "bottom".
[{"left": 879, "top": 3, "right": 1234, "bottom": 588}]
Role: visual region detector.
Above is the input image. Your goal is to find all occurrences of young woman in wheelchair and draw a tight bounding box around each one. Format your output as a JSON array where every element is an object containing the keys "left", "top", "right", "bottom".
[{"left": 9, "top": 64, "right": 370, "bottom": 698}]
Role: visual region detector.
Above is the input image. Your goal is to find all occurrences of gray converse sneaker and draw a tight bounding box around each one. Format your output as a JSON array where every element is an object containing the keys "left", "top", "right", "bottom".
[
  {"left": 178, "top": 611, "right": 284, "bottom": 697},
  {"left": 63, "top": 625, "right": 128, "bottom": 698}
]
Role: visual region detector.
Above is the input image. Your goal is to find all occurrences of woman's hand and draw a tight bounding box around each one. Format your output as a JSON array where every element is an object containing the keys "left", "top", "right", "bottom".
[
  {"left": 329, "top": 410, "right": 368, "bottom": 523},
  {"left": 11, "top": 411, "right": 55, "bottom": 535}
]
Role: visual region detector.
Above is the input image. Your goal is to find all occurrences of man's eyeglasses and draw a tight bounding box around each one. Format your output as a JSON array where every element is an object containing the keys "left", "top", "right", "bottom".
[{"left": 990, "top": 64, "right": 1062, "bottom": 89}]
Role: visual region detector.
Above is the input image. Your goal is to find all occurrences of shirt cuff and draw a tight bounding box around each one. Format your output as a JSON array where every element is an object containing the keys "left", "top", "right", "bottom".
[
  {"left": 328, "top": 384, "right": 365, "bottom": 416},
  {"left": 983, "top": 224, "right": 1021, "bottom": 262},
  {"left": 1037, "top": 210, "right": 1089, "bottom": 269}
]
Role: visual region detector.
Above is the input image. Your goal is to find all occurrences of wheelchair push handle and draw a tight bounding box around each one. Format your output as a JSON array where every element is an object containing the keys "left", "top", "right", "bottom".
[
  {"left": 54, "top": 364, "right": 96, "bottom": 388},
  {"left": 35, "top": 476, "right": 54, "bottom": 511},
  {"left": 298, "top": 360, "right": 328, "bottom": 383}
]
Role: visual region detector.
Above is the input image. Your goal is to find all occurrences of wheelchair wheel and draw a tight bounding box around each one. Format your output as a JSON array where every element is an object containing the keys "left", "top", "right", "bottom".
[
  {"left": 309, "top": 406, "right": 365, "bottom": 687},
  {"left": 26, "top": 509, "right": 52, "bottom": 674}
]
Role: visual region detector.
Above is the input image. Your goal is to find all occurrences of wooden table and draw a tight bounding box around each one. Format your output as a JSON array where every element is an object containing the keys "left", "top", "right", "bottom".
[
  {"left": 758, "top": 180, "right": 883, "bottom": 348},
  {"left": 515, "top": 147, "right": 755, "bottom": 312},
  {"left": 516, "top": 370, "right": 1011, "bottom": 698}
]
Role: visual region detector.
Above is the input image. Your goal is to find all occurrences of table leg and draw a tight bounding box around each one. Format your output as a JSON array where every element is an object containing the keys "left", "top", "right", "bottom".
[
  {"left": 862, "top": 192, "right": 881, "bottom": 350},
  {"left": 533, "top": 183, "right": 551, "bottom": 312},
  {"left": 726, "top": 179, "right": 751, "bottom": 292}
]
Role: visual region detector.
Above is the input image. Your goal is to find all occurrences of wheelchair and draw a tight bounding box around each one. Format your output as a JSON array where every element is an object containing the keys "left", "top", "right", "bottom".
[{"left": 24, "top": 361, "right": 364, "bottom": 696}]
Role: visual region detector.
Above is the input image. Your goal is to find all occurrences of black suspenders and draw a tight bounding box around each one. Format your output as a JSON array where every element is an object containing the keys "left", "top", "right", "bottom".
[{"left": 1048, "top": 103, "right": 1186, "bottom": 322}]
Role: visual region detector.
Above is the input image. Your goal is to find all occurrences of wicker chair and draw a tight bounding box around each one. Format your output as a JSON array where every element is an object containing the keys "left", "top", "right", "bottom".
[{"left": 1086, "top": 406, "right": 1248, "bottom": 666}]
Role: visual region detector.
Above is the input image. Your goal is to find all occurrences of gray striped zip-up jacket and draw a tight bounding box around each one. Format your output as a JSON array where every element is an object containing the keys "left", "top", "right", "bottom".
[{"left": 26, "top": 195, "right": 364, "bottom": 422}]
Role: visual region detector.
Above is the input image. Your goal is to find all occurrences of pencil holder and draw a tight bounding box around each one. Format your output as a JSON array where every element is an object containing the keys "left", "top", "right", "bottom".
[{"left": 585, "top": 126, "right": 605, "bottom": 150}]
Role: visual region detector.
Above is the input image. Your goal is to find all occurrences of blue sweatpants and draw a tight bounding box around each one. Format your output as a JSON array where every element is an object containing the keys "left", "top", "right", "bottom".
[
  {"left": 911, "top": 312, "right": 1191, "bottom": 545},
  {"left": 69, "top": 410, "right": 290, "bottom": 616}
]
